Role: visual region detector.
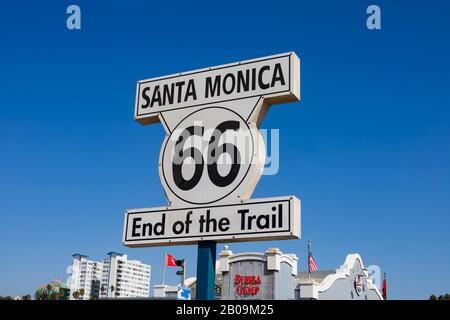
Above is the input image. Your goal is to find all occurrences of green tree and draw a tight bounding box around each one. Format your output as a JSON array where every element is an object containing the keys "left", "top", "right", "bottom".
[
  {"left": 430, "top": 293, "right": 450, "bottom": 300},
  {"left": 44, "top": 284, "right": 62, "bottom": 300},
  {"left": 100, "top": 285, "right": 105, "bottom": 297},
  {"left": 22, "top": 294, "right": 32, "bottom": 300},
  {"left": 110, "top": 285, "right": 115, "bottom": 297},
  {"left": 49, "top": 291, "right": 59, "bottom": 300},
  {"left": 79, "top": 288, "right": 85, "bottom": 299},
  {"left": 72, "top": 291, "right": 80, "bottom": 300},
  {"left": 57, "top": 289, "right": 68, "bottom": 300},
  {"left": 35, "top": 288, "right": 49, "bottom": 300}
]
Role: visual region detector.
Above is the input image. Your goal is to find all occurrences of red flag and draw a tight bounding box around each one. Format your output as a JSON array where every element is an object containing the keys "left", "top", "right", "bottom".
[
  {"left": 166, "top": 253, "right": 177, "bottom": 267},
  {"left": 382, "top": 273, "right": 387, "bottom": 300}
]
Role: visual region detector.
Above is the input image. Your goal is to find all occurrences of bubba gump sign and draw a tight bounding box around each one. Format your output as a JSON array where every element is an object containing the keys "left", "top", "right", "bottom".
[{"left": 234, "top": 274, "right": 262, "bottom": 296}]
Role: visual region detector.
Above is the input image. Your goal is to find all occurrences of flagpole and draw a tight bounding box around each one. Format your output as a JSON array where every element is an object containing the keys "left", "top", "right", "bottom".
[
  {"left": 183, "top": 258, "right": 186, "bottom": 287},
  {"left": 308, "top": 240, "right": 311, "bottom": 282},
  {"left": 162, "top": 251, "right": 166, "bottom": 285}
]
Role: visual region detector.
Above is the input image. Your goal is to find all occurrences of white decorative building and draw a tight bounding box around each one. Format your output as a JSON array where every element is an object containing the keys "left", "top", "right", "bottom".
[
  {"left": 101, "top": 252, "right": 151, "bottom": 298},
  {"left": 153, "top": 246, "right": 383, "bottom": 300},
  {"left": 296, "top": 253, "right": 383, "bottom": 300},
  {"left": 69, "top": 254, "right": 103, "bottom": 300}
]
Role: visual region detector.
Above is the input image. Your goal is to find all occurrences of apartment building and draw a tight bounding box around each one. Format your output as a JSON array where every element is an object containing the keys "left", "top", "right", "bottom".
[
  {"left": 100, "top": 252, "right": 151, "bottom": 298},
  {"left": 69, "top": 254, "right": 103, "bottom": 300},
  {"left": 68, "top": 252, "right": 151, "bottom": 299}
]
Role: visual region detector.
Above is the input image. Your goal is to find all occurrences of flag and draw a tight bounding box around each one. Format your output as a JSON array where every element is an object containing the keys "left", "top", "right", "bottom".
[
  {"left": 382, "top": 273, "right": 387, "bottom": 300},
  {"left": 308, "top": 254, "right": 318, "bottom": 273},
  {"left": 175, "top": 259, "right": 185, "bottom": 267},
  {"left": 175, "top": 259, "right": 185, "bottom": 276},
  {"left": 166, "top": 253, "right": 178, "bottom": 267}
]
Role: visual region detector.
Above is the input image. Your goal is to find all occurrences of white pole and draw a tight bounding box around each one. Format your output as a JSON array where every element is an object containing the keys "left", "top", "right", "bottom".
[
  {"left": 183, "top": 258, "right": 186, "bottom": 287},
  {"left": 308, "top": 240, "right": 311, "bottom": 282},
  {"left": 162, "top": 252, "right": 167, "bottom": 285}
]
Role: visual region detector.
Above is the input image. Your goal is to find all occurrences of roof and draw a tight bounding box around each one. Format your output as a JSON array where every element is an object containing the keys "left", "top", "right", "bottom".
[
  {"left": 107, "top": 251, "right": 124, "bottom": 257},
  {"left": 296, "top": 271, "right": 335, "bottom": 282}
]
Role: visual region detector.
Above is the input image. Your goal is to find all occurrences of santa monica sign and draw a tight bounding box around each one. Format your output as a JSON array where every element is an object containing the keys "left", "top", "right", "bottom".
[
  {"left": 135, "top": 53, "right": 298, "bottom": 124},
  {"left": 124, "top": 52, "right": 301, "bottom": 247}
]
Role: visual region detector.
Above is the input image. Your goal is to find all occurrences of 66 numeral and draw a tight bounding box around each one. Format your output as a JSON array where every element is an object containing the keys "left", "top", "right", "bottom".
[{"left": 172, "top": 121, "right": 241, "bottom": 191}]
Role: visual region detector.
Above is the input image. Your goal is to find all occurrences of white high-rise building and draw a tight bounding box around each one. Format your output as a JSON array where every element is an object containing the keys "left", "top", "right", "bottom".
[
  {"left": 69, "top": 254, "right": 103, "bottom": 300},
  {"left": 100, "top": 252, "right": 151, "bottom": 298}
]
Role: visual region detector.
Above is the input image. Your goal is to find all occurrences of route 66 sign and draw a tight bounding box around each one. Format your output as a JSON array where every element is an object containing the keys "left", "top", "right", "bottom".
[
  {"left": 123, "top": 53, "right": 302, "bottom": 247},
  {"left": 160, "top": 105, "right": 264, "bottom": 206}
]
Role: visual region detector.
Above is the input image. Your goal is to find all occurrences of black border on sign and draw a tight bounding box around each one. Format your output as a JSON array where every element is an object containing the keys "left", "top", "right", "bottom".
[
  {"left": 135, "top": 54, "right": 292, "bottom": 118},
  {"left": 161, "top": 106, "right": 254, "bottom": 205},
  {"left": 124, "top": 199, "right": 292, "bottom": 242}
]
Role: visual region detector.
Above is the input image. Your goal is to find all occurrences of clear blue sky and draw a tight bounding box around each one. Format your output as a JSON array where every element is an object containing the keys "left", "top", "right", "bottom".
[{"left": 1, "top": 0, "right": 449, "bottom": 299}]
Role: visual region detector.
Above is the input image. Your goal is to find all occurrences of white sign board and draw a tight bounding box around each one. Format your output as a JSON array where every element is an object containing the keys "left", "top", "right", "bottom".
[
  {"left": 123, "top": 52, "right": 301, "bottom": 247},
  {"left": 135, "top": 53, "right": 300, "bottom": 124},
  {"left": 123, "top": 196, "right": 300, "bottom": 247}
]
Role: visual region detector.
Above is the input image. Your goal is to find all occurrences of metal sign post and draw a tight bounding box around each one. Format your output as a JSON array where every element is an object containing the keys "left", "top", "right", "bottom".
[
  {"left": 196, "top": 241, "right": 216, "bottom": 300},
  {"left": 123, "top": 52, "right": 301, "bottom": 300}
]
